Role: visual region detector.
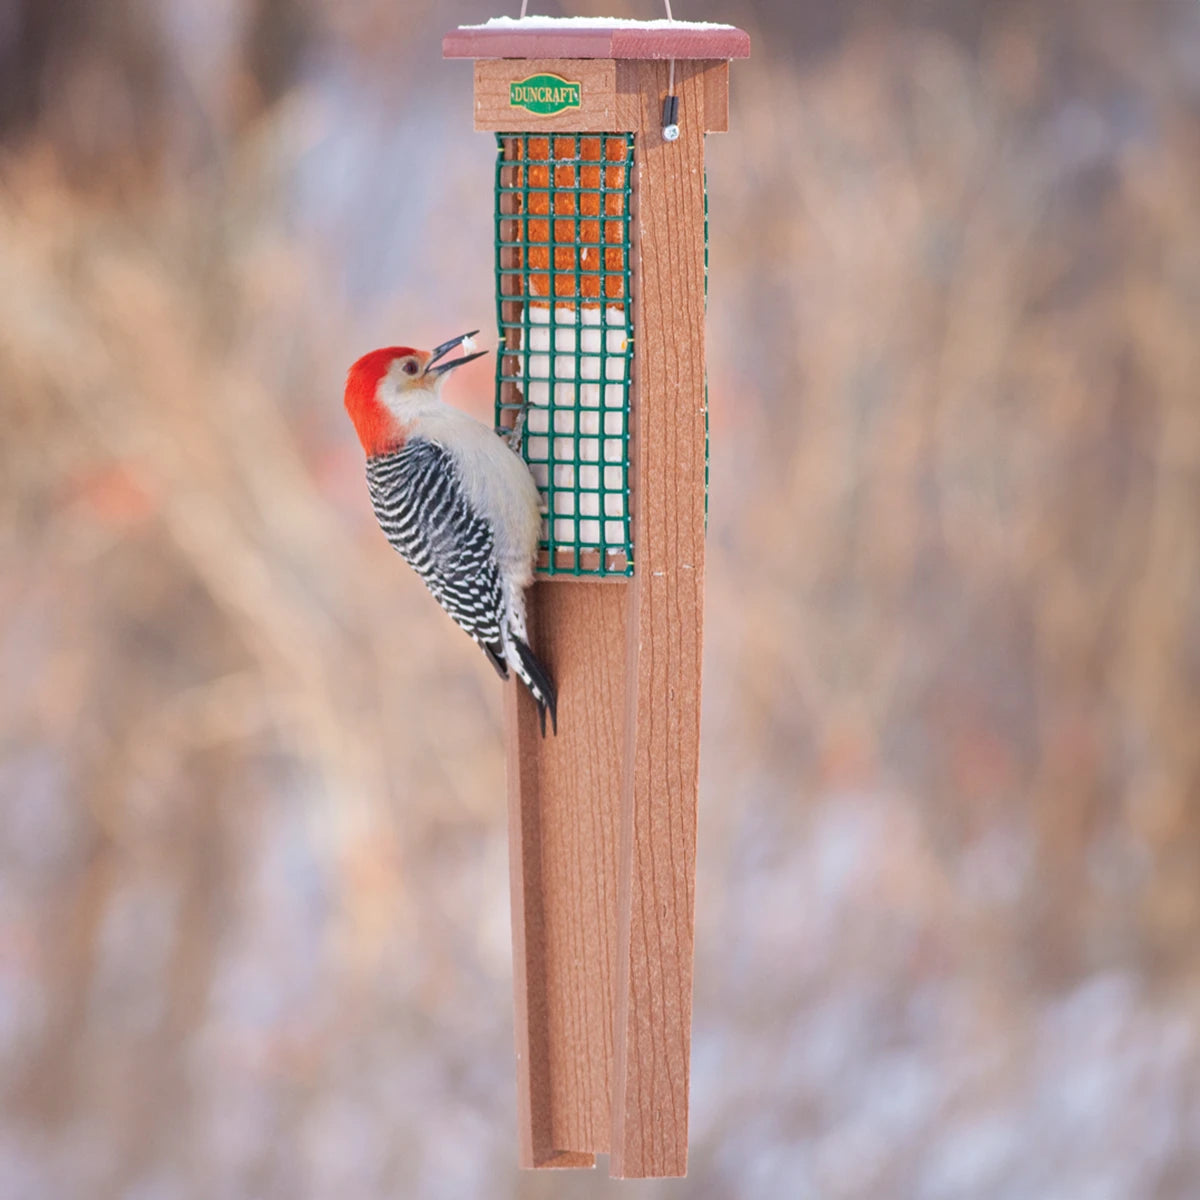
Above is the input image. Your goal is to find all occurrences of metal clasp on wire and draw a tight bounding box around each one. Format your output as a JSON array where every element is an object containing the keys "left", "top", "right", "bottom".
[
  {"left": 662, "top": 93, "right": 679, "bottom": 142},
  {"left": 662, "top": 56, "right": 679, "bottom": 141}
]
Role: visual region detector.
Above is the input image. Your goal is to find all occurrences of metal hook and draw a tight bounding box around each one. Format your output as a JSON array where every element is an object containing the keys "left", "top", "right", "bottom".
[{"left": 662, "top": 55, "right": 679, "bottom": 141}]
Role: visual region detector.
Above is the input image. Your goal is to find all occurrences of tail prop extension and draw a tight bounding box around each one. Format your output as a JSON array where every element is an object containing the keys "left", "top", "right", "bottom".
[{"left": 513, "top": 636, "right": 557, "bottom": 736}]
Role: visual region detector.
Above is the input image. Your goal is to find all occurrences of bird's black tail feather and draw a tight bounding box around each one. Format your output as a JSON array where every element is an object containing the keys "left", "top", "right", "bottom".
[{"left": 512, "top": 636, "right": 557, "bottom": 736}]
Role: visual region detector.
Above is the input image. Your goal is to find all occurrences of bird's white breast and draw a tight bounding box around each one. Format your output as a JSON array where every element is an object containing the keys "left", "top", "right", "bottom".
[{"left": 413, "top": 405, "right": 542, "bottom": 582}]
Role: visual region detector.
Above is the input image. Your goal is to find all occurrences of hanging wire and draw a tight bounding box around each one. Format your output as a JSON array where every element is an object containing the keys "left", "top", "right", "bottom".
[
  {"left": 661, "top": 0, "right": 679, "bottom": 140},
  {"left": 517, "top": 2, "right": 673, "bottom": 21},
  {"left": 510, "top": 1, "right": 680, "bottom": 139}
]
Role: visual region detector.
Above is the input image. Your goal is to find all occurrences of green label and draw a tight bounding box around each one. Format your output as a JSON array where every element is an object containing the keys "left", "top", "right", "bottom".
[{"left": 509, "top": 74, "right": 582, "bottom": 115}]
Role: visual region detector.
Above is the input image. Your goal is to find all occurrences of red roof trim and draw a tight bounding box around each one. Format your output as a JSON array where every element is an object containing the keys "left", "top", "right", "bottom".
[{"left": 443, "top": 25, "right": 751, "bottom": 61}]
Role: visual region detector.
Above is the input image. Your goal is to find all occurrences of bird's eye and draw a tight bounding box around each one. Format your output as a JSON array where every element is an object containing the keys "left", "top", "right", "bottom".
[{"left": 402, "top": 359, "right": 419, "bottom": 376}]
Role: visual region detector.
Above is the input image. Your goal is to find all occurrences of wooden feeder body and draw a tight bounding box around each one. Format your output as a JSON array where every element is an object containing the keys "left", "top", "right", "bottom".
[{"left": 444, "top": 21, "right": 748, "bottom": 1180}]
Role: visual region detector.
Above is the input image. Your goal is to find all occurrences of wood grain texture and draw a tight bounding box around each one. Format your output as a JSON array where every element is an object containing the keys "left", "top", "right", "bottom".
[
  {"left": 474, "top": 59, "right": 639, "bottom": 134},
  {"left": 504, "top": 581, "right": 627, "bottom": 1164},
  {"left": 472, "top": 58, "right": 731, "bottom": 134},
  {"left": 701, "top": 61, "right": 730, "bottom": 133},
  {"left": 446, "top": 25, "right": 750, "bottom": 62},
  {"left": 609, "top": 59, "right": 709, "bottom": 1180}
]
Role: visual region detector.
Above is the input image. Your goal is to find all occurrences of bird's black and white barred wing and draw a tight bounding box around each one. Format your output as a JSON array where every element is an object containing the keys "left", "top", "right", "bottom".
[{"left": 366, "top": 439, "right": 508, "bottom": 677}]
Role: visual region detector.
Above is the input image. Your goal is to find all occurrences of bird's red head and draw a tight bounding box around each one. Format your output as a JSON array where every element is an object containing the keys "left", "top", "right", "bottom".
[
  {"left": 344, "top": 346, "right": 416, "bottom": 457},
  {"left": 343, "top": 333, "right": 486, "bottom": 457}
]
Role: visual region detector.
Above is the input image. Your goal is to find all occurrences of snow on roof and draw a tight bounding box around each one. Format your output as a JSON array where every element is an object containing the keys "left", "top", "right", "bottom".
[{"left": 461, "top": 16, "right": 740, "bottom": 32}]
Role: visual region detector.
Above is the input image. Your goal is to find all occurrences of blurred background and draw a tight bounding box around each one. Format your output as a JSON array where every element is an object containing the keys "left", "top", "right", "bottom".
[{"left": 2, "top": 0, "right": 1200, "bottom": 1196}]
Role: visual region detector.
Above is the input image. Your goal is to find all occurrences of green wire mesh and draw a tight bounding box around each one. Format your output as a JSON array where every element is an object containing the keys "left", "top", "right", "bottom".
[
  {"left": 704, "top": 164, "right": 709, "bottom": 527},
  {"left": 494, "top": 133, "right": 635, "bottom": 577}
]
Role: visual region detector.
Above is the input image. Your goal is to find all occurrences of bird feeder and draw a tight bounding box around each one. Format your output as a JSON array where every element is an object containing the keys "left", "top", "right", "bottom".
[{"left": 444, "top": 16, "right": 749, "bottom": 1179}]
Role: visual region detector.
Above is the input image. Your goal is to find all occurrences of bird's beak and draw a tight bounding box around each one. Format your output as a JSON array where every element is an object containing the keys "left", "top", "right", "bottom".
[{"left": 425, "top": 331, "right": 488, "bottom": 376}]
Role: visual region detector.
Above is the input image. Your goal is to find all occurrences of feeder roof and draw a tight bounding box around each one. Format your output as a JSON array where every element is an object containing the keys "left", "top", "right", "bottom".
[{"left": 444, "top": 17, "right": 750, "bottom": 61}]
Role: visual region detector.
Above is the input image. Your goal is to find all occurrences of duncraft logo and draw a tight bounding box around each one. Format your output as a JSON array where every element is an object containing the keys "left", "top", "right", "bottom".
[{"left": 509, "top": 74, "right": 582, "bottom": 115}]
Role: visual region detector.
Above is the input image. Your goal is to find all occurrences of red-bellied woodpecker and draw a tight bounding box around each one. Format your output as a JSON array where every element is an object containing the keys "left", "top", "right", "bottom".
[{"left": 344, "top": 333, "right": 557, "bottom": 734}]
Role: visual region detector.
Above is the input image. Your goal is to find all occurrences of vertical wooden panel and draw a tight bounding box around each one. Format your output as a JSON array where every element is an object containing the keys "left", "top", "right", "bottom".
[
  {"left": 609, "top": 60, "right": 709, "bottom": 1179},
  {"left": 485, "top": 43, "right": 736, "bottom": 1180},
  {"left": 504, "top": 581, "right": 627, "bottom": 1165},
  {"left": 701, "top": 61, "right": 730, "bottom": 132}
]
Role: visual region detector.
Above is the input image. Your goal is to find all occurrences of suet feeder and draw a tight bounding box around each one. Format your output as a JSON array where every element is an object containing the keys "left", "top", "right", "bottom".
[{"left": 444, "top": 15, "right": 749, "bottom": 1179}]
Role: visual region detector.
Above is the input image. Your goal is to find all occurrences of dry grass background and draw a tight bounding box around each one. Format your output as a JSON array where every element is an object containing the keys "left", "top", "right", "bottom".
[{"left": 1, "top": 1, "right": 1199, "bottom": 1197}]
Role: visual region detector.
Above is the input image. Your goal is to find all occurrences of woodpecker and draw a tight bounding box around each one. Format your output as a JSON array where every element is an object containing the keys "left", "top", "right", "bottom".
[{"left": 344, "top": 333, "right": 557, "bottom": 734}]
